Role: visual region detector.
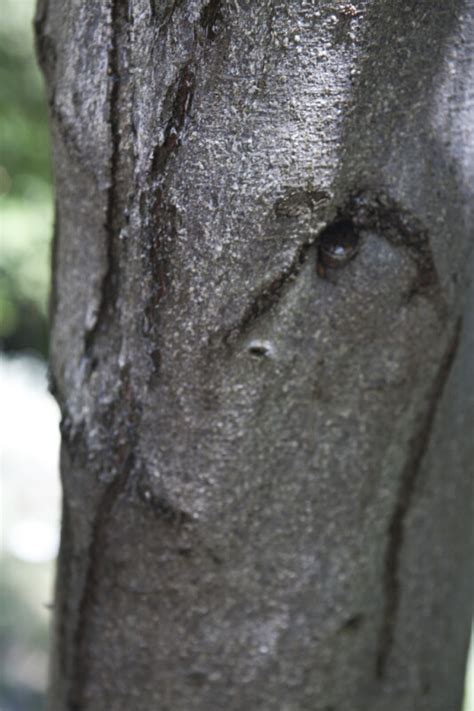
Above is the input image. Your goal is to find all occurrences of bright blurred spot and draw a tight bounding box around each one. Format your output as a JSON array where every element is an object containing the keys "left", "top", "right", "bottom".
[
  {"left": 5, "top": 520, "right": 59, "bottom": 564},
  {"left": 0, "top": 355, "right": 61, "bottom": 708},
  {"left": 0, "top": 354, "right": 61, "bottom": 548}
]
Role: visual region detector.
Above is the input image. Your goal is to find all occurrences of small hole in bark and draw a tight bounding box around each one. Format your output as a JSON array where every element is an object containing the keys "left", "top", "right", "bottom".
[
  {"left": 317, "top": 219, "right": 360, "bottom": 277},
  {"left": 249, "top": 345, "right": 268, "bottom": 357},
  {"left": 247, "top": 340, "right": 274, "bottom": 358}
]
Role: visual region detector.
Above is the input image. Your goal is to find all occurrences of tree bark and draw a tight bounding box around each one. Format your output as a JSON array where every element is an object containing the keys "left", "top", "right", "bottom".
[{"left": 36, "top": 1, "right": 473, "bottom": 709}]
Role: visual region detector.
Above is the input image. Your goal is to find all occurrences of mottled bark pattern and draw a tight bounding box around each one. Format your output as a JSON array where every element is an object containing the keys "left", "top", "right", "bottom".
[{"left": 36, "top": 0, "right": 473, "bottom": 709}]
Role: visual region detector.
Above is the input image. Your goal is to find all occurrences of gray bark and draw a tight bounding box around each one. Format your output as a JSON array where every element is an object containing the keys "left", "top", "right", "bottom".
[{"left": 35, "top": 1, "right": 473, "bottom": 709}]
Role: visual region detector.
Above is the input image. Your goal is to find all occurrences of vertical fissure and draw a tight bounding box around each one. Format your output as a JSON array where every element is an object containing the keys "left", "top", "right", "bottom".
[
  {"left": 67, "top": 463, "right": 135, "bottom": 711},
  {"left": 67, "top": 371, "right": 142, "bottom": 710},
  {"left": 83, "top": 0, "right": 131, "bottom": 363},
  {"left": 67, "top": 3, "right": 136, "bottom": 708},
  {"left": 376, "top": 317, "right": 463, "bottom": 678}
]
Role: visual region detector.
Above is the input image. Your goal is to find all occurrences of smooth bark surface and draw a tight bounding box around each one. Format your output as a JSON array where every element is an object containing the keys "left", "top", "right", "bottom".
[{"left": 36, "top": 1, "right": 473, "bottom": 709}]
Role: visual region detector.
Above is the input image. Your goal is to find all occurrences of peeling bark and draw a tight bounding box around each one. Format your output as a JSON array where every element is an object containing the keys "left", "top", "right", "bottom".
[{"left": 37, "top": 1, "right": 473, "bottom": 710}]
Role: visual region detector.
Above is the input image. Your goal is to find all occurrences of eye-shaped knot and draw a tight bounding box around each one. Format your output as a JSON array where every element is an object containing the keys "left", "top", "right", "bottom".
[{"left": 317, "top": 219, "right": 360, "bottom": 277}]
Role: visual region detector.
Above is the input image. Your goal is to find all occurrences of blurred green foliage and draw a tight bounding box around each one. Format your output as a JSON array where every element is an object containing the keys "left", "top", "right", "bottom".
[{"left": 0, "top": 0, "right": 53, "bottom": 357}]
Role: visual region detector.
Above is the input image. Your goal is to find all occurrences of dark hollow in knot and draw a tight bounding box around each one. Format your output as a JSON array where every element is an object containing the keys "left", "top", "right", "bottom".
[
  {"left": 317, "top": 219, "right": 360, "bottom": 273},
  {"left": 248, "top": 344, "right": 269, "bottom": 357}
]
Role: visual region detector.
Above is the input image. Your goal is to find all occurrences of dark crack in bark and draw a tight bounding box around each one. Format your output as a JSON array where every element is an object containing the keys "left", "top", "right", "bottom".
[
  {"left": 217, "top": 213, "right": 335, "bottom": 346},
  {"left": 151, "top": 63, "right": 195, "bottom": 183},
  {"left": 83, "top": 0, "right": 130, "bottom": 364},
  {"left": 68, "top": 459, "right": 135, "bottom": 711},
  {"left": 376, "top": 317, "right": 463, "bottom": 679},
  {"left": 66, "top": 3, "right": 135, "bottom": 704},
  {"left": 221, "top": 236, "right": 318, "bottom": 346},
  {"left": 68, "top": 368, "right": 141, "bottom": 710}
]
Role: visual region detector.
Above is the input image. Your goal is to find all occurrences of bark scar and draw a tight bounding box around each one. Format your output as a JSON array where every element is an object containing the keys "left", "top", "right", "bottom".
[{"left": 376, "top": 317, "right": 463, "bottom": 679}]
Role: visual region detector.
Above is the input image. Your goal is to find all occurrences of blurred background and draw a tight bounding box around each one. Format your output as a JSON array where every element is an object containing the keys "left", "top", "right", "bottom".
[
  {"left": 1, "top": 1, "right": 60, "bottom": 709},
  {"left": 0, "top": 2, "right": 471, "bottom": 710}
]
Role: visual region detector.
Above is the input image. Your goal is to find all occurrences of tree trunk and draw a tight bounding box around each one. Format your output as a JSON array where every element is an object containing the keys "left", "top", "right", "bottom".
[{"left": 35, "top": 1, "right": 473, "bottom": 709}]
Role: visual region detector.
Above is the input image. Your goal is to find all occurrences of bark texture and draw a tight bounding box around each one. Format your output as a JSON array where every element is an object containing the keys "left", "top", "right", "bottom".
[{"left": 36, "top": 1, "right": 473, "bottom": 709}]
